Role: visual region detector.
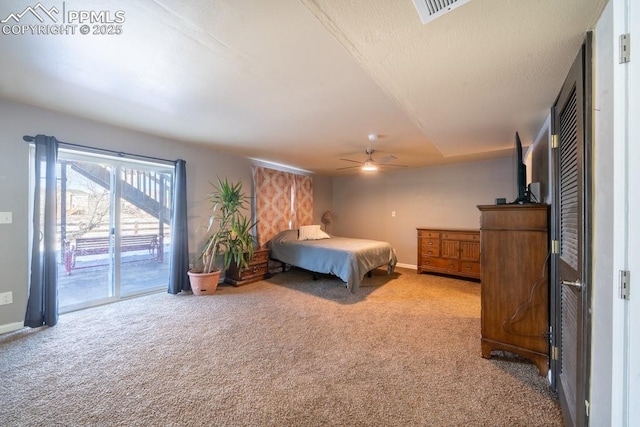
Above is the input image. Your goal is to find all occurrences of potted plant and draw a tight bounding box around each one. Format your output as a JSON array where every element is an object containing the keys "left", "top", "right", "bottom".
[{"left": 188, "top": 177, "right": 257, "bottom": 295}]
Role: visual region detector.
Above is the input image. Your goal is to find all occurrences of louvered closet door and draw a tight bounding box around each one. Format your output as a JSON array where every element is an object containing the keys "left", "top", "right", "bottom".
[{"left": 553, "top": 34, "right": 592, "bottom": 427}]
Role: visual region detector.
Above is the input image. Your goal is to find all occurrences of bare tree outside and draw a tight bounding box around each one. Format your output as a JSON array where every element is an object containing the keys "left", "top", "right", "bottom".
[{"left": 66, "top": 179, "right": 111, "bottom": 240}]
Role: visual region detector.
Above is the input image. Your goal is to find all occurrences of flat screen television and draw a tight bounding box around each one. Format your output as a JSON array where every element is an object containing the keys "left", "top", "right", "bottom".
[{"left": 513, "top": 132, "right": 528, "bottom": 204}]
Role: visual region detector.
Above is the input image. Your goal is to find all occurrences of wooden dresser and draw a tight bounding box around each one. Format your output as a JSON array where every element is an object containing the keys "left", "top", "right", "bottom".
[
  {"left": 477, "top": 204, "right": 550, "bottom": 376},
  {"left": 224, "top": 248, "right": 270, "bottom": 286},
  {"left": 416, "top": 228, "right": 481, "bottom": 280}
]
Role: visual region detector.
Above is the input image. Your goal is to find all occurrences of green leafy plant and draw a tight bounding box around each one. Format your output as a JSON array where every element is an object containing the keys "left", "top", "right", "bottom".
[{"left": 199, "top": 177, "right": 257, "bottom": 274}]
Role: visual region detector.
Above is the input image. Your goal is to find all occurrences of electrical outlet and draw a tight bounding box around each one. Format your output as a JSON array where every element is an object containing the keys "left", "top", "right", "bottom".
[
  {"left": 0, "top": 291, "right": 13, "bottom": 305},
  {"left": 0, "top": 212, "right": 12, "bottom": 224}
]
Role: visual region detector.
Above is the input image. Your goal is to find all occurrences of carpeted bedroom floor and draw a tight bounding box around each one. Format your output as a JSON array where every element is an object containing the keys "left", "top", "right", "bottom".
[{"left": 0, "top": 267, "right": 562, "bottom": 426}]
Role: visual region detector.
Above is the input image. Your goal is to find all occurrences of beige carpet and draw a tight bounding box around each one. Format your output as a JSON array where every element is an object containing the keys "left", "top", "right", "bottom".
[{"left": 0, "top": 267, "right": 562, "bottom": 426}]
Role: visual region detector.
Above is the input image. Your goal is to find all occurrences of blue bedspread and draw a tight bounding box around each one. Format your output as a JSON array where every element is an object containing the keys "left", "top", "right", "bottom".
[{"left": 267, "top": 230, "right": 397, "bottom": 292}]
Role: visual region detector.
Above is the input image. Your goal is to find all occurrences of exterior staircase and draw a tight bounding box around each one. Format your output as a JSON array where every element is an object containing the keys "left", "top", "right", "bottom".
[{"left": 67, "top": 161, "right": 172, "bottom": 225}]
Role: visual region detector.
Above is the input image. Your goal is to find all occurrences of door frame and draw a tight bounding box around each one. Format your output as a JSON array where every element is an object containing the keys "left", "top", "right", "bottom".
[
  {"left": 626, "top": 1, "right": 639, "bottom": 422},
  {"left": 612, "top": 0, "right": 639, "bottom": 424}
]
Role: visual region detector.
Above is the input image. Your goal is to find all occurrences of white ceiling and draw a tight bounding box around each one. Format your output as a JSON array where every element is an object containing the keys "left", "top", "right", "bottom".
[{"left": 0, "top": 0, "right": 607, "bottom": 175}]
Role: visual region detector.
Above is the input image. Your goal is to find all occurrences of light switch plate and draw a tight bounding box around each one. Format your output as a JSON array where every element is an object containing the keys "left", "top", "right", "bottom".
[{"left": 0, "top": 212, "right": 12, "bottom": 224}]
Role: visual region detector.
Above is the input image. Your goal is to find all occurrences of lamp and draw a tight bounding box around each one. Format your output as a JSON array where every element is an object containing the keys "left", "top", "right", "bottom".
[
  {"left": 321, "top": 210, "right": 333, "bottom": 232},
  {"left": 361, "top": 160, "right": 378, "bottom": 172},
  {"left": 361, "top": 147, "right": 378, "bottom": 171}
]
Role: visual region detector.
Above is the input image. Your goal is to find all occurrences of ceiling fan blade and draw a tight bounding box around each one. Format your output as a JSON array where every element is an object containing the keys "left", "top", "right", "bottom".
[
  {"left": 337, "top": 148, "right": 405, "bottom": 171},
  {"left": 379, "top": 163, "right": 408, "bottom": 168},
  {"left": 377, "top": 155, "right": 397, "bottom": 164}
]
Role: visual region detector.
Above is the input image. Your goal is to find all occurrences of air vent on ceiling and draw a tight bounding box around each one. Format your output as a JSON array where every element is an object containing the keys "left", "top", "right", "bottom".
[{"left": 412, "top": 0, "right": 472, "bottom": 25}]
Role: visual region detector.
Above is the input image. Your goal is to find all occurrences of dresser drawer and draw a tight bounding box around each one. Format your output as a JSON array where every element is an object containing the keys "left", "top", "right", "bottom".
[
  {"left": 420, "top": 238, "right": 440, "bottom": 249},
  {"left": 420, "top": 245, "right": 440, "bottom": 257},
  {"left": 420, "top": 257, "right": 459, "bottom": 271},
  {"left": 238, "top": 263, "right": 268, "bottom": 280},
  {"left": 460, "top": 261, "right": 480, "bottom": 275},
  {"left": 441, "top": 232, "right": 479, "bottom": 242},
  {"left": 418, "top": 230, "right": 440, "bottom": 238},
  {"left": 420, "top": 238, "right": 440, "bottom": 253},
  {"left": 250, "top": 249, "right": 269, "bottom": 264}
]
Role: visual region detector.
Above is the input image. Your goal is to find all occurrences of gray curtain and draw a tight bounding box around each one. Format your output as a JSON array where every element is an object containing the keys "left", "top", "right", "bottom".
[
  {"left": 168, "top": 159, "right": 190, "bottom": 294},
  {"left": 25, "top": 135, "right": 59, "bottom": 327}
]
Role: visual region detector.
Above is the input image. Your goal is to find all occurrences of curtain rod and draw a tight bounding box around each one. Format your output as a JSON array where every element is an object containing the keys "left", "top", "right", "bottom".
[{"left": 23, "top": 135, "right": 175, "bottom": 165}]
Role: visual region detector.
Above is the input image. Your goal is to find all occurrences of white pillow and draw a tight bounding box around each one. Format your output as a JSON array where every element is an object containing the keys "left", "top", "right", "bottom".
[{"left": 298, "top": 225, "right": 330, "bottom": 240}]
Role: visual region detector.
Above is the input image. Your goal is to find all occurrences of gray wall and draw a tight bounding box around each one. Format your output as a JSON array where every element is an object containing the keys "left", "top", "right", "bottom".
[
  {"left": 331, "top": 157, "right": 514, "bottom": 265},
  {"left": 0, "top": 99, "right": 330, "bottom": 332},
  {"left": 0, "top": 98, "right": 508, "bottom": 331}
]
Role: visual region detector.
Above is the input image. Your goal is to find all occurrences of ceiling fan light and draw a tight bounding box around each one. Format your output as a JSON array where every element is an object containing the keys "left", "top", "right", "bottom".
[{"left": 362, "top": 161, "right": 378, "bottom": 171}]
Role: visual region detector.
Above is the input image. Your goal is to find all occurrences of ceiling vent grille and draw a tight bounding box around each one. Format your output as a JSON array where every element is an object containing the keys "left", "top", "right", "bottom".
[{"left": 412, "top": 0, "right": 473, "bottom": 24}]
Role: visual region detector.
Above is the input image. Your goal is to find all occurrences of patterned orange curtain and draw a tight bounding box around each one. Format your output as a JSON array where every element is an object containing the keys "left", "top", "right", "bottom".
[
  {"left": 253, "top": 166, "right": 313, "bottom": 247},
  {"left": 293, "top": 174, "right": 313, "bottom": 228}
]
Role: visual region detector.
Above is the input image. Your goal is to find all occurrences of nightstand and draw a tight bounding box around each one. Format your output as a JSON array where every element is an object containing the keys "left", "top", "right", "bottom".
[{"left": 224, "top": 248, "right": 270, "bottom": 286}]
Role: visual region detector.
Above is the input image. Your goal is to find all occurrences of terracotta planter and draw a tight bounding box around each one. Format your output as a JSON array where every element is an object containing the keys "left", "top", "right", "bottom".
[{"left": 187, "top": 270, "right": 221, "bottom": 295}]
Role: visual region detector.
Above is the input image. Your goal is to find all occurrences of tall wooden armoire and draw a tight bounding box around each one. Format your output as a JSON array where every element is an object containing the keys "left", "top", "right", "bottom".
[{"left": 477, "top": 204, "right": 550, "bottom": 376}]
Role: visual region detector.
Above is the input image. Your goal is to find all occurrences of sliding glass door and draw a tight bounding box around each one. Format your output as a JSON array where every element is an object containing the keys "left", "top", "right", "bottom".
[
  {"left": 118, "top": 165, "right": 172, "bottom": 297},
  {"left": 55, "top": 150, "right": 173, "bottom": 312},
  {"left": 58, "top": 156, "right": 114, "bottom": 308}
]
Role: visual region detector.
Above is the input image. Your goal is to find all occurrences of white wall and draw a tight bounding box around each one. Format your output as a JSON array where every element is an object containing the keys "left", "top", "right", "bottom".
[
  {"left": 331, "top": 157, "right": 513, "bottom": 265},
  {"left": 0, "top": 99, "right": 331, "bottom": 332}
]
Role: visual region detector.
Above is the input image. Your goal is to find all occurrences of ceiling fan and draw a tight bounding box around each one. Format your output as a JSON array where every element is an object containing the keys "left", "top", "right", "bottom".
[{"left": 337, "top": 147, "right": 408, "bottom": 172}]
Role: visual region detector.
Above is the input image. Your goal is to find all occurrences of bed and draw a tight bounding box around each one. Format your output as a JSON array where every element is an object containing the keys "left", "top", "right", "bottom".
[{"left": 267, "top": 227, "right": 397, "bottom": 292}]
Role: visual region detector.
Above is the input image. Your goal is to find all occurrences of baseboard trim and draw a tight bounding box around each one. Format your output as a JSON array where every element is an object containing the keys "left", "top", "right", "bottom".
[
  {"left": 396, "top": 263, "right": 417, "bottom": 270},
  {"left": 0, "top": 321, "right": 24, "bottom": 335}
]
